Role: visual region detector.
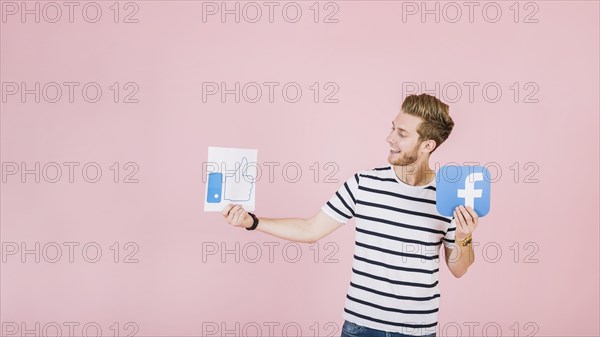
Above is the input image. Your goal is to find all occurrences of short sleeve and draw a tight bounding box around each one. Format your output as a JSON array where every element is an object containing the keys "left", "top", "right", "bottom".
[
  {"left": 320, "top": 172, "right": 360, "bottom": 224},
  {"left": 443, "top": 217, "right": 457, "bottom": 249}
]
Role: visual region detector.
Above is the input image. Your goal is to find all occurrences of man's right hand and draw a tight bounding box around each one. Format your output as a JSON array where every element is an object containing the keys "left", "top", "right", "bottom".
[{"left": 222, "top": 203, "right": 253, "bottom": 229}]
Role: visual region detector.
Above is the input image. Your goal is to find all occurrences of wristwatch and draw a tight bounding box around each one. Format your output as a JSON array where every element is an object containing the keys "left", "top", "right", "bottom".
[
  {"left": 246, "top": 212, "right": 259, "bottom": 231},
  {"left": 457, "top": 234, "right": 472, "bottom": 247}
]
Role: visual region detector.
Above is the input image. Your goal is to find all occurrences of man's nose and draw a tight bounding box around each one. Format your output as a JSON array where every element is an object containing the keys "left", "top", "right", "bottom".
[{"left": 386, "top": 132, "right": 394, "bottom": 143}]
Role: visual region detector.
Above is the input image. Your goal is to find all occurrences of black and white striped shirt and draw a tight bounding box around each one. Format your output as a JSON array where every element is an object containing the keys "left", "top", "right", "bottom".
[{"left": 321, "top": 164, "right": 457, "bottom": 336}]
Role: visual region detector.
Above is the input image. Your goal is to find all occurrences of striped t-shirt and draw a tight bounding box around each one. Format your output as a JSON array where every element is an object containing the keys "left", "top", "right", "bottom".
[{"left": 321, "top": 164, "right": 457, "bottom": 336}]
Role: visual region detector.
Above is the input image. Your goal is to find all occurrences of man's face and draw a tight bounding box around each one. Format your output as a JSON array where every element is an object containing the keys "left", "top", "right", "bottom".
[{"left": 386, "top": 111, "right": 425, "bottom": 166}]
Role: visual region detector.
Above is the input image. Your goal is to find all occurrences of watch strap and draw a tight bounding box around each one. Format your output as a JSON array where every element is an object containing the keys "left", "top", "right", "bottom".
[{"left": 246, "top": 212, "right": 259, "bottom": 231}]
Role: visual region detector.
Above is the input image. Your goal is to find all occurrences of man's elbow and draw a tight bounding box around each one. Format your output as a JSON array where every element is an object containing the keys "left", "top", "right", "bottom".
[
  {"left": 305, "top": 227, "right": 324, "bottom": 244},
  {"left": 449, "top": 262, "right": 473, "bottom": 278},
  {"left": 302, "top": 232, "right": 319, "bottom": 244},
  {"left": 303, "top": 210, "right": 343, "bottom": 244},
  {"left": 304, "top": 217, "right": 320, "bottom": 244},
  {"left": 451, "top": 269, "right": 466, "bottom": 278}
]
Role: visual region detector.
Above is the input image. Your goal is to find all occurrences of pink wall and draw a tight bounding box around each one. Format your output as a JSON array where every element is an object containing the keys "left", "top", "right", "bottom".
[{"left": 1, "top": 1, "right": 598, "bottom": 336}]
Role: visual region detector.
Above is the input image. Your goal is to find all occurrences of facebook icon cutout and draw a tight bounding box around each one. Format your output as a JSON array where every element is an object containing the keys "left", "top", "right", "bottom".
[{"left": 436, "top": 165, "right": 491, "bottom": 217}]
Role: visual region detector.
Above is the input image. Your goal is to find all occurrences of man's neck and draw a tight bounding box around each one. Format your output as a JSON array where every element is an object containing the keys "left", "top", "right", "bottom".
[{"left": 392, "top": 162, "right": 436, "bottom": 186}]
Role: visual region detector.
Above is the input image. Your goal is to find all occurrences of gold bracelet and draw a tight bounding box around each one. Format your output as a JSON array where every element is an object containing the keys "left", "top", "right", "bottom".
[{"left": 456, "top": 233, "right": 472, "bottom": 247}]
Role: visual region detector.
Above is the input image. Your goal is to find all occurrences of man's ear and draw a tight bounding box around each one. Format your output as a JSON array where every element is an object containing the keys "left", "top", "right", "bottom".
[{"left": 421, "top": 139, "right": 437, "bottom": 154}]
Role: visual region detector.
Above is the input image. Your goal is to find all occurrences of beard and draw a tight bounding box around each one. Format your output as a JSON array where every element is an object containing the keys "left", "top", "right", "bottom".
[{"left": 388, "top": 145, "right": 420, "bottom": 167}]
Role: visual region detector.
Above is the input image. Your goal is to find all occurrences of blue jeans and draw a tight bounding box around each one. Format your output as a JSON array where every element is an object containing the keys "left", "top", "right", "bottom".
[{"left": 340, "top": 320, "right": 436, "bottom": 337}]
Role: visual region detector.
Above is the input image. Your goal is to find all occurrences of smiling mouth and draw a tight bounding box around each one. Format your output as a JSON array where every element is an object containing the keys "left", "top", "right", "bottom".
[{"left": 389, "top": 148, "right": 400, "bottom": 154}]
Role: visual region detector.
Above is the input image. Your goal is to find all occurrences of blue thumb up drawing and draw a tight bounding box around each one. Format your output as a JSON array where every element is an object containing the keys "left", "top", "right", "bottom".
[{"left": 207, "top": 172, "right": 223, "bottom": 203}]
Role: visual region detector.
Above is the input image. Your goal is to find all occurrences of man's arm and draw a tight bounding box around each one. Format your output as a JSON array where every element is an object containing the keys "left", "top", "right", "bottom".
[
  {"left": 444, "top": 205, "right": 479, "bottom": 278},
  {"left": 222, "top": 204, "right": 344, "bottom": 243},
  {"left": 444, "top": 242, "right": 475, "bottom": 278}
]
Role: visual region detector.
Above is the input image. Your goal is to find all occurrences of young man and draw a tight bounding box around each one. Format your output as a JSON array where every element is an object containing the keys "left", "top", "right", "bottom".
[{"left": 222, "top": 93, "right": 479, "bottom": 337}]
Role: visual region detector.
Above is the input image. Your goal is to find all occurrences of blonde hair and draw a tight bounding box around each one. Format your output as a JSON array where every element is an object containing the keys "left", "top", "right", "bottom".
[{"left": 401, "top": 93, "right": 455, "bottom": 154}]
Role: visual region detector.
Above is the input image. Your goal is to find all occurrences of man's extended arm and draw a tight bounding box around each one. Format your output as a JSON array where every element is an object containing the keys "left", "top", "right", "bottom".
[{"left": 222, "top": 204, "right": 343, "bottom": 243}]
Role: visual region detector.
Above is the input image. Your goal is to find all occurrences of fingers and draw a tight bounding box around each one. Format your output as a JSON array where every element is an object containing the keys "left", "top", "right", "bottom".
[
  {"left": 454, "top": 208, "right": 467, "bottom": 233},
  {"left": 454, "top": 205, "right": 478, "bottom": 234},
  {"left": 222, "top": 203, "right": 247, "bottom": 227},
  {"left": 231, "top": 207, "right": 245, "bottom": 225},
  {"left": 465, "top": 206, "right": 479, "bottom": 223},
  {"left": 222, "top": 203, "right": 234, "bottom": 217},
  {"left": 227, "top": 205, "right": 240, "bottom": 223}
]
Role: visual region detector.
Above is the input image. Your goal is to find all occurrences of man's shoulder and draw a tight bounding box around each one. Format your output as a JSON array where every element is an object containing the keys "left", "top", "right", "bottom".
[
  {"left": 356, "top": 164, "right": 392, "bottom": 174},
  {"left": 353, "top": 164, "right": 394, "bottom": 182}
]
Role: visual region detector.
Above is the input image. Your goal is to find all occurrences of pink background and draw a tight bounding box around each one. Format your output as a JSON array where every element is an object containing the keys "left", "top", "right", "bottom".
[{"left": 1, "top": 1, "right": 599, "bottom": 336}]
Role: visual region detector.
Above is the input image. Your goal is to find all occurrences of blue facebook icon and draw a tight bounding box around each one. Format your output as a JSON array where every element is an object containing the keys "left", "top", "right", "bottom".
[{"left": 436, "top": 165, "right": 491, "bottom": 217}]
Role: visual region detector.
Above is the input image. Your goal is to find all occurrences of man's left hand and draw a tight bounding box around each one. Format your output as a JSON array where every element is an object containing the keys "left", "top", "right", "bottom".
[{"left": 454, "top": 205, "right": 479, "bottom": 242}]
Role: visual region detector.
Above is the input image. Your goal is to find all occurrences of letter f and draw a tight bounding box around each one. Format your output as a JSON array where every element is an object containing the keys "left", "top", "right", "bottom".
[{"left": 457, "top": 172, "right": 483, "bottom": 208}]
